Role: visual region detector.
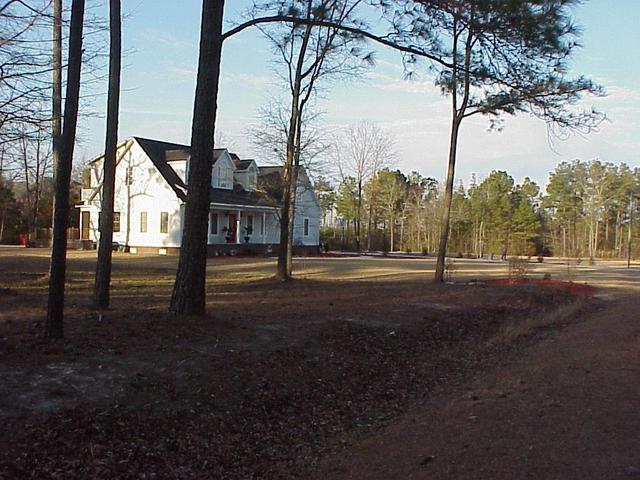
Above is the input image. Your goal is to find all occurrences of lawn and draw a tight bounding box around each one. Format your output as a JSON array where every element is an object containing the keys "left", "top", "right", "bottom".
[{"left": 0, "top": 247, "right": 593, "bottom": 478}]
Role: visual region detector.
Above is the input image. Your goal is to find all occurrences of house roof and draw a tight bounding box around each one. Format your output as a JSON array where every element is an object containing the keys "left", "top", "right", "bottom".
[
  {"left": 132, "top": 137, "right": 282, "bottom": 208},
  {"left": 133, "top": 137, "right": 190, "bottom": 201},
  {"left": 234, "top": 159, "right": 255, "bottom": 171},
  {"left": 210, "top": 185, "right": 280, "bottom": 208}
]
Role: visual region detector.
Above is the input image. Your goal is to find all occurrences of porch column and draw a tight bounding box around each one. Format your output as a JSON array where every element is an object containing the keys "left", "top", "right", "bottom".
[
  {"left": 262, "top": 211, "right": 267, "bottom": 243},
  {"left": 236, "top": 210, "right": 241, "bottom": 244}
]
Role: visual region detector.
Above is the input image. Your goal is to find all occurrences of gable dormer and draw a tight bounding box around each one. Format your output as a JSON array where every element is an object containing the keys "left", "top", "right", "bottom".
[
  {"left": 212, "top": 149, "right": 234, "bottom": 190},
  {"left": 165, "top": 148, "right": 190, "bottom": 183},
  {"left": 233, "top": 159, "right": 258, "bottom": 191}
]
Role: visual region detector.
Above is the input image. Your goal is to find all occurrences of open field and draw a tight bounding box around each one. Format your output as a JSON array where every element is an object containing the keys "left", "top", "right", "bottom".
[
  {"left": 0, "top": 247, "right": 638, "bottom": 478},
  {"left": 2, "top": 245, "right": 640, "bottom": 294}
]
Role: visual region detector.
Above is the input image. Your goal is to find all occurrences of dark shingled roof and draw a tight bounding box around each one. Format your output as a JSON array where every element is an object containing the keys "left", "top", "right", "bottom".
[
  {"left": 233, "top": 159, "right": 255, "bottom": 171},
  {"left": 134, "top": 137, "right": 189, "bottom": 201},
  {"left": 210, "top": 185, "right": 280, "bottom": 208},
  {"left": 133, "top": 137, "right": 282, "bottom": 208}
]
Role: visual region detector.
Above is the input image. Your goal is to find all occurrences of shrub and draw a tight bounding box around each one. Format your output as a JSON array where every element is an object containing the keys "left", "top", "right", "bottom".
[
  {"left": 508, "top": 256, "right": 530, "bottom": 279},
  {"left": 444, "top": 258, "right": 456, "bottom": 282}
]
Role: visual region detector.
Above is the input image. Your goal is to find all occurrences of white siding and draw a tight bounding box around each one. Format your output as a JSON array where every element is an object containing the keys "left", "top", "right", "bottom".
[
  {"left": 80, "top": 139, "right": 322, "bottom": 251},
  {"left": 84, "top": 140, "right": 183, "bottom": 248},
  {"left": 293, "top": 170, "right": 322, "bottom": 246}
]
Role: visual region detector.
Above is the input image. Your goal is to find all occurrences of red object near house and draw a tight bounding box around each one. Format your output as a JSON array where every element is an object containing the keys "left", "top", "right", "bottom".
[
  {"left": 227, "top": 214, "right": 237, "bottom": 243},
  {"left": 19, "top": 234, "right": 28, "bottom": 246}
]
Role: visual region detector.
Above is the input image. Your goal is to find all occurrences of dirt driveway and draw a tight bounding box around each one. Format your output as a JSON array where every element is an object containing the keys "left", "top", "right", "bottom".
[{"left": 314, "top": 295, "right": 640, "bottom": 480}]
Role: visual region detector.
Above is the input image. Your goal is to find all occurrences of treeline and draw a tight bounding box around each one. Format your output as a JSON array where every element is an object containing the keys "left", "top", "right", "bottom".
[
  {"left": 319, "top": 159, "right": 640, "bottom": 259},
  {"left": 0, "top": 0, "right": 604, "bottom": 336}
]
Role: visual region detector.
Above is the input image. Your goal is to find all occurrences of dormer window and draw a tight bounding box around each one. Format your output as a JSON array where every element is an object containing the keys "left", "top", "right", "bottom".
[{"left": 213, "top": 164, "right": 233, "bottom": 189}]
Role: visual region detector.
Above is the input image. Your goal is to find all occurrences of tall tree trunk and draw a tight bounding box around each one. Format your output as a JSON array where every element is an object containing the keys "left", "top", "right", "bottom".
[
  {"left": 399, "top": 211, "right": 405, "bottom": 252},
  {"left": 355, "top": 180, "right": 362, "bottom": 251},
  {"left": 284, "top": 96, "right": 306, "bottom": 278},
  {"left": 277, "top": 23, "right": 311, "bottom": 282},
  {"left": 435, "top": 117, "right": 461, "bottom": 282},
  {"left": 170, "top": 0, "right": 225, "bottom": 316},
  {"left": 285, "top": 162, "right": 300, "bottom": 277},
  {"left": 45, "top": 0, "right": 85, "bottom": 339},
  {"left": 366, "top": 197, "right": 373, "bottom": 251},
  {"left": 51, "top": 0, "right": 62, "bottom": 186},
  {"left": 94, "top": 0, "right": 121, "bottom": 308},
  {"left": 32, "top": 141, "right": 40, "bottom": 236},
  {"left": 390, "top": 214, "right": 394, "bottom": 252},
  {"left": 0, "top": 208, "right": 5, "bottom": 242},
  {"left": 277, "top": 152, "right": 295, "bottom": 281}
]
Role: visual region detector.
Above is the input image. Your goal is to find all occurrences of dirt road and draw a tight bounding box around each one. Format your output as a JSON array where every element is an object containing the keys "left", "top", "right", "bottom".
[{"left": 314, "top": 296, "right": 640, "bottom": 480}]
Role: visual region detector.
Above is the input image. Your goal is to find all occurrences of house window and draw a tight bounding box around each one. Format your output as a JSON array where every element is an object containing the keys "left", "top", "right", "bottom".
[
  {"left": 214, "top": 164, "right": 233, "bottom": 189},
  {"left": 221, "top": 166, "right": 233, "bottom": 188},
  {"left": 126, "top": 167, "right": 133, "bottom": 186},
  {"left": 303, "top": 218, "right": 310, "bottom": 237},
  {"left": 140, "top": 212, "right": 148, "bottom": 233},
  {"left": 160, "top": 212, "right": 169, "bottom": 233},
  {"left": 210, "top": 212, "right": 218, "bottom": 235},
  {"left": 246, "top": 214, "right": 253, "bottom": 235}
]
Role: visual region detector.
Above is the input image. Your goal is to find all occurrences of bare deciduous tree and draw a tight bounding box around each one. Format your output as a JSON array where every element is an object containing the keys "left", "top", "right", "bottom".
[
  {"left": 335, "top": 121, "right": 394, "bottom": 251},
  {"left": 45, "top": 0, "right": 85, "bottom": 339},
  {"left": 94, "top": 0, "right": 122, "bottom": 309},
  {"left": 250, "top": 0, "right": 371, "bottom": 281}
]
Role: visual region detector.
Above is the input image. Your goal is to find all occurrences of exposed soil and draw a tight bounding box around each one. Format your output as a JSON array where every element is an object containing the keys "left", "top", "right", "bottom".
[
  {"left": 313, "top": 296, "right": 640, "bottom": 480},
  {"left": 0, "top": 249, "right": 592, "bottom": 479}
]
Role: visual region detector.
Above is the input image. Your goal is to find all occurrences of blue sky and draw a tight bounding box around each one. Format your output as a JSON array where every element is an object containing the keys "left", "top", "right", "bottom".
[{"left": 79, "top": 0, "right": 640, "bottom": 188}]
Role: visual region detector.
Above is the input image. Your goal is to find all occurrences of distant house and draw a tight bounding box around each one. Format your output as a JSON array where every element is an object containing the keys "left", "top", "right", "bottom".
[{"left": 78, "top": 137, "right": 321, "bottom": 255}]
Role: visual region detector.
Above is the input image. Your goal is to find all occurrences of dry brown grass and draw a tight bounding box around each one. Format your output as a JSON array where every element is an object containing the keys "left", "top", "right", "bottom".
[{"left": 487, "top": 299, "right": 588, "bottom": 348}]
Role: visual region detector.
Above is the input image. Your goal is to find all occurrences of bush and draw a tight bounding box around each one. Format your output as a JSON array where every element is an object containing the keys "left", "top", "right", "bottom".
[
  {"left": 508, "top": 256, "right": 530, "bottom": 279},
  {"left": 444, "top": 258, "right": 456, "bottom": 282}
]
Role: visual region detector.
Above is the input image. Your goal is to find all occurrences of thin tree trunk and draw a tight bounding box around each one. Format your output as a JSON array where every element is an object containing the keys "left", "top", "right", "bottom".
[
  {"left": 277, "top": 23, "right": 311, "bottom": 282},
  {"left": 399, "top": 211, "right": 405, "bottom": 252},
  {"left": 94, "top": 0, "right": 121, "bottom": 308},
  {"left": 51, "top": 0, "right": 62, "bottom": 186},
  {"left": 285, "top": 96, "right": 306, "bottom": 278},
  {"left": 435, "top": 118, "right": 461, "bottom": 282},
  {"left": 277, "top": 153, "right": 294, "bottom": 281},
  {"left": 45, "top": 0, "right": 85, "bottom": 339},
  {"left": 285, "top": 162, "right": 300, "bottom": 277},
  {"left": 356, "top": 180, "right": 363, "bottom": 251},
  {"left": 0, "top": 208, "right": 5, "bottom": 242},
  {"left": 390, "top": 214, "right": 394, "bottom": 252},
  {"left": 366, "top": 202, "right": 373, "bottom": 251},
  {"left": 170, "top": 0, "right": 225, "bottom": 316}
]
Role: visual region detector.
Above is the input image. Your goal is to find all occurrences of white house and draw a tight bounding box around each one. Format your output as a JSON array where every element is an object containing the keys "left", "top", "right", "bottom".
[{"left": 78, "top": 137, "right": 322, "bottom": 255}]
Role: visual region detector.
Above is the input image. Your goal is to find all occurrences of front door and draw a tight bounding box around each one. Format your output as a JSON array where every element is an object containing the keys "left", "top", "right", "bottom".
[
  {"left": 81, "top": 211, "right": 90, "bottom": 240},
  {"left": 227, "top": 214, "right": 237, "bottom": 243}
]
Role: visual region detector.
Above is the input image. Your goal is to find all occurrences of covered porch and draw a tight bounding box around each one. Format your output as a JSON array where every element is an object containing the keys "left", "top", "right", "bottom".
[{"left": 207, "top": 204, "right": 279, "bottom": 252}]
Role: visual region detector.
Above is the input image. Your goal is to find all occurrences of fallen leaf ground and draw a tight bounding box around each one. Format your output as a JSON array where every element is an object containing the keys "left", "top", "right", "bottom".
[{"left": 0, "top": 249, "right": 593, "bottom": 478}]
